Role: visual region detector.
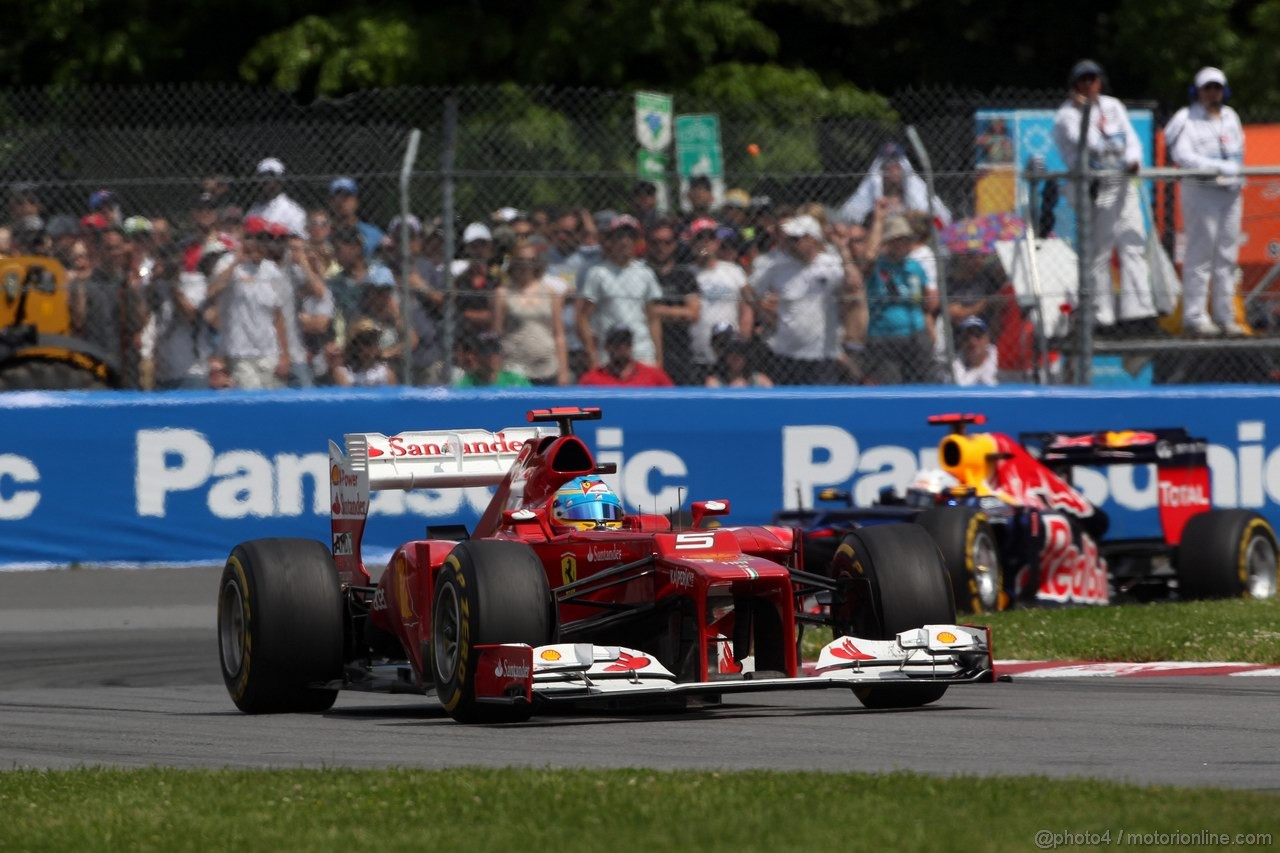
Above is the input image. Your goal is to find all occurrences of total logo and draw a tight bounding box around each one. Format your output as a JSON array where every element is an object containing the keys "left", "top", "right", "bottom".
[{"left": 780, "top": 421, "right": 1280, "bottom": 516}]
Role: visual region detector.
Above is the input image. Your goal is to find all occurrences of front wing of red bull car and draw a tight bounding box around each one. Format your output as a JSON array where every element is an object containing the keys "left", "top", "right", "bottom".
[{"left": 217, "top": 407, "right": 992, "bottom": 723}]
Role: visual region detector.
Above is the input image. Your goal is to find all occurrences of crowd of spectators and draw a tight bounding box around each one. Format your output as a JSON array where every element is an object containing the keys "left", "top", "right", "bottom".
[{"left": 5, "top": 154, "right": 1009, "bottom": 391}]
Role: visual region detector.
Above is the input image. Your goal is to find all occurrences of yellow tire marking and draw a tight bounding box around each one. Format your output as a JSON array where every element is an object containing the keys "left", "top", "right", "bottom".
[{"left": 1239, "top": 518, "right": 1275, "bottom": 597}]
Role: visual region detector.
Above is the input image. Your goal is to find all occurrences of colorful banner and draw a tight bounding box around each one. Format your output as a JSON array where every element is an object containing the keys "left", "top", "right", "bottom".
[{"left": 2, "top": 386, "right": 1279, "bottom": 566}]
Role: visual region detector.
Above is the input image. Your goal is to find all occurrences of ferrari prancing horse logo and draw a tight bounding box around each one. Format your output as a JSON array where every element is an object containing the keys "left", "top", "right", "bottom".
[{"left": 560, "top": 553, "right": 577, "bottom": 585}]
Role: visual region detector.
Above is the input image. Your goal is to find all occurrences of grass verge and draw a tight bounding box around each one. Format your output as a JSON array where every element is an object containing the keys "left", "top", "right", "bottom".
[
  {"left": 1, "top": 767, "right": 1275, "bottom": 852},
  {"left": 801, "top": 597, "right": 1280, "bottom": 663}
]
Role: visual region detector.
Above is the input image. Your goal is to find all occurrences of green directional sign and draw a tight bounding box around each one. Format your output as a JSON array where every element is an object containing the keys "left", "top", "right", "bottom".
[
  {"left": 636, "top": 150, "right": 667, "bottom": 180},
  {"left": 675, "top": 114, "right": 723, "bottom": 179},
  {"left": 634, "top": 91, "right": 673, "bottom": 151}
]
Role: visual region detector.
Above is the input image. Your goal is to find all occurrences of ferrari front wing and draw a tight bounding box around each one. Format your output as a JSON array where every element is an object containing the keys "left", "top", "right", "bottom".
[{"left": 471, "top": 624, "right": 992, "bottom": 706}]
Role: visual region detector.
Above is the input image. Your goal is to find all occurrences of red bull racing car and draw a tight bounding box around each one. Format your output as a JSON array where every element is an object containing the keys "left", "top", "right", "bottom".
[
  {"left": 776, "top": 414, "right": 1278, "bottom": 613},
  {"left": 216, "top": 407, "right": 992, "bottom": 723}
]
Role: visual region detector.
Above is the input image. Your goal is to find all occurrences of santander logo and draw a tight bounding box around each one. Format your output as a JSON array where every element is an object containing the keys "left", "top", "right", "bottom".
[{"left": 830, "top": 638, "right": 875, "bottom": 661}]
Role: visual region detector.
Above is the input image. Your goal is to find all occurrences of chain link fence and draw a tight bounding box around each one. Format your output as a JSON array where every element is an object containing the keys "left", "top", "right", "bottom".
[{"left": 2, "top": 83, "right": 1279, "bottom": 390}]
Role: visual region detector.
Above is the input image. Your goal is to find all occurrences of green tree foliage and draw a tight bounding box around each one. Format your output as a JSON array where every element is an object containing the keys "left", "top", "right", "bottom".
[{"left": 0, "top": 0, "right": 1275, "bottom": 115}]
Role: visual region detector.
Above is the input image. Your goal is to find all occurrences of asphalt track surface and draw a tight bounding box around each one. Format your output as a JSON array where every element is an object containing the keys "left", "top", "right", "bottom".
[{"left": 2, "top": 568, "right": 1278, "bottom": 790}]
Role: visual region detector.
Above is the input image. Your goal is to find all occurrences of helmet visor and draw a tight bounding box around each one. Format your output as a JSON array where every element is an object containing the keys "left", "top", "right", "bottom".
[{"left": 559, "top": 501, "right": 624, "bottom": 522}]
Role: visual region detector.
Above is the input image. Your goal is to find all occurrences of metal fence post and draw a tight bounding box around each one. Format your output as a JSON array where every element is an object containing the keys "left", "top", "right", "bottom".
[
  {"left": 397, "top": 127, "right": 422, "bottom": 385},
  {"left": 905, "top": 125, "right": 953, "bottom": 376},
  {"left": 1074, "top": 102, "right": 1093, "bottom": 385},
  {"left": 440, "top": 94, "right": 458, "bottom": 381}
]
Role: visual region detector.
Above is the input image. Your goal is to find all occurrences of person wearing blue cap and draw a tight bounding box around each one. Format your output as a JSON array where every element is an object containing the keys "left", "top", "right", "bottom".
[
  {"left": 328, "top": 176, "right": 383, "bottom": 259},
  {"left": 1165, "top": 67, "right": 1246, "bottom": 336},
  {"left": 951, "top": 315, "right": 998, "bottom": 387},
  {"left": 1053, "top": 59, "right": 1158, "bottom": 335}
]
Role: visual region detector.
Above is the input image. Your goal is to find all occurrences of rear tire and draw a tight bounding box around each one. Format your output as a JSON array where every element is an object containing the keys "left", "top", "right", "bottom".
[
  {"left": 217, "top": 538, "right": 343, "bottom": 713},
  {"left": 916, "top": 507, "right": 1003, "bottom": 614},
  {"left": 1178, "top": 510, "right": 1279, "bottom": 600},
  {"left": 830, "top": 525, "right": 956, "bottom": 709},
  {"left": 0, "top": 359, "right": 110, "bottom": 391},
  {"left": 431, "top": 540, "right": 553, "bottom": 723}
]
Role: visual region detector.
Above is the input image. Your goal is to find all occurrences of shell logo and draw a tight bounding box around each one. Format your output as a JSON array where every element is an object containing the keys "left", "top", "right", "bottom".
[
  {"left": 540, "top": 649, "right": 562, "bottom": 662},
  {"left": 936, "top": 631, "right": 957, "bottom": 644},
  {"left": 330, "top": 464, "right": 342, "bottom": 485}
]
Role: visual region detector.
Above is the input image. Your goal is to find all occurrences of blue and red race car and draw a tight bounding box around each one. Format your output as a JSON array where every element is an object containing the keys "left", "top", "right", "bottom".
[{"left": 775, "top": 413, "right": 1278, "bottom": 613}]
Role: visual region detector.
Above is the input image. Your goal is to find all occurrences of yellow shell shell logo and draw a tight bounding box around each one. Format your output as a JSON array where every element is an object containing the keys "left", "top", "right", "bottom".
[
  {"left": 540, "top": 649, "right": 562, "bottom": 661},
  {"left": 936, "top": 631, "right": 957, "bottom": 644},
  {"left": 330, "top": 464, "right": 342, "bottom": 485}
]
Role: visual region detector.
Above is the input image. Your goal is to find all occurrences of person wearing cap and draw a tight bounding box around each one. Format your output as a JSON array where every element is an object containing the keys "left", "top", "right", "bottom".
[
  {"left": 451, "top": 221, "right": 500, "bottom": 339},
  {"left": 1165, "top": 66, "right": 1246, "bottom": 336},
  {"left": 645, "top": 217, "right": 701, "bottom": 384},
  {"left": 744, "top": 213, "right": 855, "bottom": 385},
  {"left": 325, "top": 225, "right": 368, "bottom": 333},
  {"left": 246, "top": 157, "right": 307, "bottom": 238},
  {"left": 687, "top": 217, "right": 753, "bottom": 381},
  {"left": 951, "top": 315, "right": 998, "bottom": 387},
  {"left": 859, "top": 208, "right": 938, "bottom": 384},
  {"left": 153, "top": 237, "right": 227, "bottom": 391},
  {"left": 1053, "top": 59, "right": 1158, "bottom": 335},
  {"left": 452, "top": 331, "right": 532, "bottom": 388},
  {"left": 718, "top": 188, "right": 752, "bottom": 235},
  {"left": 330, "top": 316, "right": 396, "bottom": 388},
  {"left": 576, "top": 324, "right": 674, "bottom": 387},
  {"left": 205, "top": 218, "right": 290, "bottom": 389},
  {"left": 327, "top": 176, "right": 383, "bottom": 259},
  {"left": 704, "top": 333, "right": 772, "bottom": 388},
  {"left": 88, "top": 189, "right": 123, "bottom": 227},
  {"left": 577, "top": 214, "right": 664, "bottom": 370},
  {"left": 837, "top": 142, "right": 952, "bottom": 228}
]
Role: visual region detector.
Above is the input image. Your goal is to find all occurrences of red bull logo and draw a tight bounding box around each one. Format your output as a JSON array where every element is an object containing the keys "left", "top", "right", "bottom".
[{"left": 1038, "top": 515, "right": 1109, "bottom": 605}]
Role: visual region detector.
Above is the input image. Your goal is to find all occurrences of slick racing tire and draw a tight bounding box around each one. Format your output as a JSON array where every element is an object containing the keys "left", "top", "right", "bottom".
[
  {"left": 218, "top": 538, "right": 343, "bottom": 714},
  {"left": 1177, "top": 510, "right": 1279, "bottom": 600},
  {"left": 431, "top": 540, "right": 554, "bottom": 723},
  {"left": 831, "top": 524, "right": 956, "bottom": 710},
  {"left": 916, "top": 507, "right": 1003, "bottom": 614}
]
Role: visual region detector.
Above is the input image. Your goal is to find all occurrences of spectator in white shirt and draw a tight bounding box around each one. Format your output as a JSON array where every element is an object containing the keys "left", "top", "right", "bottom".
[
  {"left": 246, "top": 157, "right": 307, "bottom": 237},
  {"left": 1166, "top": 66, "right": 1246, "bottom": 336},
  {"left": 951, "top": 316, "right": 998, "bottom": 386},
  {"left": 1052, "top": 60, "right": 1158, "bottom": 335},
  {"left": 206, "top": 220, "right": 290, "bottom": 389}
]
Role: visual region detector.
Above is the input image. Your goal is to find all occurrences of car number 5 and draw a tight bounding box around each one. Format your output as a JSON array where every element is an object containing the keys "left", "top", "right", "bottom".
[{"left": 675, "top": 532, "right": 715, "bottom": 549}]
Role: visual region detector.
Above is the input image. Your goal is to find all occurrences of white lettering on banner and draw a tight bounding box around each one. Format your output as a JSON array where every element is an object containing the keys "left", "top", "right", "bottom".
[
  {"left": 0, "top": 454, "right": 41, "bottom": 520},
  {"left": 595, "top": 429, "right": 688, "bottom": 512},
  {"left": 780, "top": 426, "right": 858, "bottom": 507}
]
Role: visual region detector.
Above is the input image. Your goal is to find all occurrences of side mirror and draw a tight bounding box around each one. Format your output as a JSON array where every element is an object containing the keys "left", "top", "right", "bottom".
[{"left": 690, "top": 499, "right": 730, "bottom": 529}]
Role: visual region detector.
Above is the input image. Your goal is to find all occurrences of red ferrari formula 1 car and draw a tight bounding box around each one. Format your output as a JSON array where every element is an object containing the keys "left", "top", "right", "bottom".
[{"left": 216, "top": 407, "right": 992, "bottom": 722}]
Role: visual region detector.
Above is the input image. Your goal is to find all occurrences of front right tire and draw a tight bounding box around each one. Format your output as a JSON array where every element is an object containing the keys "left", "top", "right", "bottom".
[{"left": 830, "top": 524, "right": 956, "bottom": 709}]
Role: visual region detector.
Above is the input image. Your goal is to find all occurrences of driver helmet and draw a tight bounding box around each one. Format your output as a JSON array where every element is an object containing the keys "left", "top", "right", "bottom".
[
  {"left": 910, "top": 468, "right": 960, "bottom": 495},
  {"left": 552, "top": 477, "right": 625, "bottom": 530}
]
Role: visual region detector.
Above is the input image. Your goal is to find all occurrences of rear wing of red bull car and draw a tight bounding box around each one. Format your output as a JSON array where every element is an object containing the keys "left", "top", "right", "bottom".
[{"left": 1020, "top": 428, "right": 1208, "bottom": 469}]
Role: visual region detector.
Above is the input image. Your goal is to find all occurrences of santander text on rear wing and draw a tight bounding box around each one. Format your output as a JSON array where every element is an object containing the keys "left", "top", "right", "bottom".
[{"left": 328, "top": 424, "right": 559, "bottom": 584}]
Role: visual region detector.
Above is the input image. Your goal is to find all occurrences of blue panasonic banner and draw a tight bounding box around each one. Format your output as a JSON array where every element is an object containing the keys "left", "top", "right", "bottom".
[{"left": 2, "top": 386, "right": 1278, "bottom": 567}]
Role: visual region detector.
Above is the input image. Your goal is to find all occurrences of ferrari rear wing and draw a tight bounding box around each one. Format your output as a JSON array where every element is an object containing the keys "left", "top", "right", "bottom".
[
  {"left": 337, "top": 426, "right": 557, "bottom": 491},
  {"left": 1020, "top": 428, "right": 1208, "bottom": 468}
]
